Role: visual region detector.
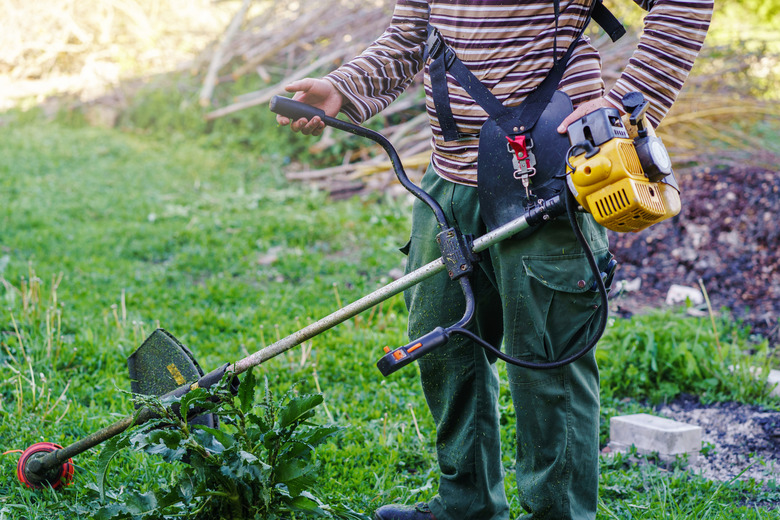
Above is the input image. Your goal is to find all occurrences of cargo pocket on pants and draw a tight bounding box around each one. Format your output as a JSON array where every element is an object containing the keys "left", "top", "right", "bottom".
[{"left": 520, "top": 250, "right": 614, "bottom": 362}]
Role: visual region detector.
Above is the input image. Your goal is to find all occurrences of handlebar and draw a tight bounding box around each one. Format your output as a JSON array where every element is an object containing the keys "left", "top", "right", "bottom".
[
  {"left": 270, "top": 96, "right": 329, "bottom": 124},
  {"left": 270, "top": 94, "right": 478, "bottom": 374}
]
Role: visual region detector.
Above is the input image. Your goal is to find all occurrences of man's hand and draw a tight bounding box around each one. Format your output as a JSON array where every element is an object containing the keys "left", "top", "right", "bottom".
[
  {"left": 557, "top": 97, "right": 619, "bottom": 134},
  {"left": 275, "top": 78, "right": 344, "bottom": 136}
]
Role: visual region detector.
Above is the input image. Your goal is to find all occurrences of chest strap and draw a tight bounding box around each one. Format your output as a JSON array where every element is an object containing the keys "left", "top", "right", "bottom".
[{"left": 426, "top": 0, "right": 625, "bottom": 142}]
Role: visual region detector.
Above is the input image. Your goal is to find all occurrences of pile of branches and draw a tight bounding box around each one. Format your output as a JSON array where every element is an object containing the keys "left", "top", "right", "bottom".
[
  {"left": 0, "top": 0, "right": 233, "bottom": 105},
  {"left": 200, "top": 0, "right": 780, "bottom": 196},
  {"left": 200, "top": 0, "right": 409, "bottom": 196}
]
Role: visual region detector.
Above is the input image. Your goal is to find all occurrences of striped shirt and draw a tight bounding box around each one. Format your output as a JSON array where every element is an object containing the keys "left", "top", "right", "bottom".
[{"left": 325, "top": 0, "right": 713, "bottom": 186}]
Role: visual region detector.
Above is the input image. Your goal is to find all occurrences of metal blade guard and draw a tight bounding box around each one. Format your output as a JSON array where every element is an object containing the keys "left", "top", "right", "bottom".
[{"left": 127, "top": 329, "right": 217, "bottom": 427}]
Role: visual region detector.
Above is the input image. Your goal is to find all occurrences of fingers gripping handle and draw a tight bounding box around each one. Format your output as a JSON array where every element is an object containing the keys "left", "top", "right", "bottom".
[
  {"left": 377, "top": 327, "right": 449, "bottom": 377},
  {"left": 270, "top": 96, "right": 328, "bottom": 123},
  {"left": 270, "top": 95, "right": 366, "bottom": 139}
]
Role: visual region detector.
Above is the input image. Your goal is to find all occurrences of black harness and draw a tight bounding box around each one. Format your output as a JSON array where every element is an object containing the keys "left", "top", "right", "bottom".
[{"left": 424, "top": 0, "right": 626, "bottom": 234}]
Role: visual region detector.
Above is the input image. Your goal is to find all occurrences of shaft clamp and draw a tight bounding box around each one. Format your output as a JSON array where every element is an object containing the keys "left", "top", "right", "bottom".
[{"left": 436, "top": 227, "right": 479, "bottom": 280}]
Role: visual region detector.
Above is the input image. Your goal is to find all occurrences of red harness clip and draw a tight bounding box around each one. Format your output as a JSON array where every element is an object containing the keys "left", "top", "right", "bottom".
[{"left": 506, "top": 135, "right": 532, "bottom": 171}]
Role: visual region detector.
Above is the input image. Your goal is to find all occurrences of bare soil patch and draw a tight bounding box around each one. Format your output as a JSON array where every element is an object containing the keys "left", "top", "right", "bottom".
[
  {"left": 606, "top": 166, "right": 780, "bottom": 488},
  {"left": 657, "top": 395, "right": 780, "bottom": 486},
  {"left": 607, "top": 165, "right": 779, "bottom": 346}
]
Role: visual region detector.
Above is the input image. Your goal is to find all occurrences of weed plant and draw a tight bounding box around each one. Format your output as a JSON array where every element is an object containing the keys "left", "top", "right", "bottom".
[
  {"left": 0, "top": 96, "right": 777, "bottom": 518},
  {"left": 598, "top": 310, "right": 775, "bottom": 406},
  {"left": 79, "top": 371, "right": 364, "bottom": 519}
]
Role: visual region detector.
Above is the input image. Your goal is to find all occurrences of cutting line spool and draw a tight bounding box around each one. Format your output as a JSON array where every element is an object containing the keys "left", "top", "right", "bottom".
[{"left": 16, "top": 442, "right": 74, "bottom": 490}]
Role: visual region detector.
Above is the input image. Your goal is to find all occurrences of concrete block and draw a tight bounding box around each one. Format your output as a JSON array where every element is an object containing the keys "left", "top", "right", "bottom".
[
  {"left": 609, "top": 413, "right": 702, "bottom": 463},
  {"left": 769, "top": 369, "right": 780, "bottom": 397}
]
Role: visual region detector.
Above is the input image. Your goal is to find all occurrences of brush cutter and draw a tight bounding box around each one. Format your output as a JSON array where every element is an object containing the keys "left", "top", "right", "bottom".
[{"left": 14, "top": 92, "right": 679, "bottom": 490}]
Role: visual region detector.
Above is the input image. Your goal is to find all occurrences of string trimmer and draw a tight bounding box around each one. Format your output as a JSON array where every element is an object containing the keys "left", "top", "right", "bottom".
[{"left": 13, "top": 91, "right": 679, "bottom": 490}]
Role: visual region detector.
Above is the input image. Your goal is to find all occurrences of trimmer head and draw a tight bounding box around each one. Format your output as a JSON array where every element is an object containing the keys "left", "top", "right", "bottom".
[
  {"left": 16, "top": 442, "right": 73, "bottom": 489},
  {"left": 128, "top": 329, "right": 217, "bottom": 427},
  {"left": 11, "top": 330, "right": 227, "bottom": 492}
]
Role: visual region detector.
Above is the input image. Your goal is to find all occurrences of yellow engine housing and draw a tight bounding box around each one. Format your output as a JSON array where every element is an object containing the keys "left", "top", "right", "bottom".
[{"left": 566, "top": 138, "right": 681, "bottom": 233}]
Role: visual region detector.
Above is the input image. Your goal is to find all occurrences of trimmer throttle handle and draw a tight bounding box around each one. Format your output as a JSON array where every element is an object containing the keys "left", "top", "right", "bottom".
[
  {"left": 269, "top": 96, "right": 328, "bottom": 122},
  {"left": 377, "top": 327, "right": 450, "bottom": 377}
]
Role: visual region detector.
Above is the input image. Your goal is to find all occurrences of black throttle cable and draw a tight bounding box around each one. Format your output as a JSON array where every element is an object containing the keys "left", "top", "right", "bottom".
[{"left": 448, "top": 189, "right": 609, "bottom": 370}]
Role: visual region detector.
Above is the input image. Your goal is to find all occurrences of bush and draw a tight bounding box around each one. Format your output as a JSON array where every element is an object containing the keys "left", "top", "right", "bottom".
[{"left": 84, "top": 371, "right": 367, "bottom": 520}]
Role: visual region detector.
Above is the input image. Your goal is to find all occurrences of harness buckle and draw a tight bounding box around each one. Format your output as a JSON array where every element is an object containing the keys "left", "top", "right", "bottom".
[
  {"left": 426, "top": 27, "right": 444, "bottom": 60},
  {"left": 427, "top": 26, "right": 456, "bottom": 70}
]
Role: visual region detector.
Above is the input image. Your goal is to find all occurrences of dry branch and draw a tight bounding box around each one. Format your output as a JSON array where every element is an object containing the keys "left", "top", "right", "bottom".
[
  {"left": 204, "top": 46, "right": 356, "bottom": 120},
  {"left": 199, "top": 0, "right": 253, "bottom": 107}
]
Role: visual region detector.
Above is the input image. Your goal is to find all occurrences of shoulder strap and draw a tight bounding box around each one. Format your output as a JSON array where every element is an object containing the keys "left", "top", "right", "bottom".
[
  {"left": 592, "top": 1, "right": 627, "bottom": 42},
  {"left": 427, "top": 0, "right": 624, "bottom": 141}
]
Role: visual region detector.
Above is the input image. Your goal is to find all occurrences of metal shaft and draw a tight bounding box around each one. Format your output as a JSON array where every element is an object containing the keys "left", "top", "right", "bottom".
[
  {"left": 26, "top": 409, "right": 153, "bottom": 479},
  {"left": 230, "top": 211, "right": 534, "bottom": 375},
  {"left": 30, "top": 96, "right": 560, "bottom": 481}
]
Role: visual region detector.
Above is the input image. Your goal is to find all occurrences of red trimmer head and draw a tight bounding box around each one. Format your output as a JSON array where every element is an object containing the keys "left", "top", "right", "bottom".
[{"left": 16, "top": 442, "right": 74, "bottom": 490}]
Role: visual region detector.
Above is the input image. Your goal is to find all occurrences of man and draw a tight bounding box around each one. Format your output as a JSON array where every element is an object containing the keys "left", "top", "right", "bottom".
[{"left": 276, "top": 1, "right": 712, "bottom": 519}]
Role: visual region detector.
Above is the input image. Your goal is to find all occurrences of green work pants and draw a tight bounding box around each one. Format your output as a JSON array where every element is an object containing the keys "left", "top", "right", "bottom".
[{"left": 403, "top": 167, "right": 611, "bottom": 520}]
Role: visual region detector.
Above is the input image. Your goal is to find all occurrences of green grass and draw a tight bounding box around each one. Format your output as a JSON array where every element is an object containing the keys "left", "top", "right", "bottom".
[{"left": 0, "top": 107, "right": 777, "bottom": 519}]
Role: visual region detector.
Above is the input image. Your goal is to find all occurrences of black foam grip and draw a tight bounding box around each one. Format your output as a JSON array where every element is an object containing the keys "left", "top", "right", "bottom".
[{"left": 270, "top": 96, "right": 326, "bottom": 121}]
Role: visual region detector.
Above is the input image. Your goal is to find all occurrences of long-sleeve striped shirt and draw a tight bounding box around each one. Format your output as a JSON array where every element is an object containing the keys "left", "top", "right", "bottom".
[{"left": 325, "top": 0, "right": 713, "bottom": 186}]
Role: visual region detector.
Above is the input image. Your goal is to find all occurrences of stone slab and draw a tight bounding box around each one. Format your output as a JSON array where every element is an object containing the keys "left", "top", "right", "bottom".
[{"left": 609, "top": 413, "right": 702, "bottom": 463}]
